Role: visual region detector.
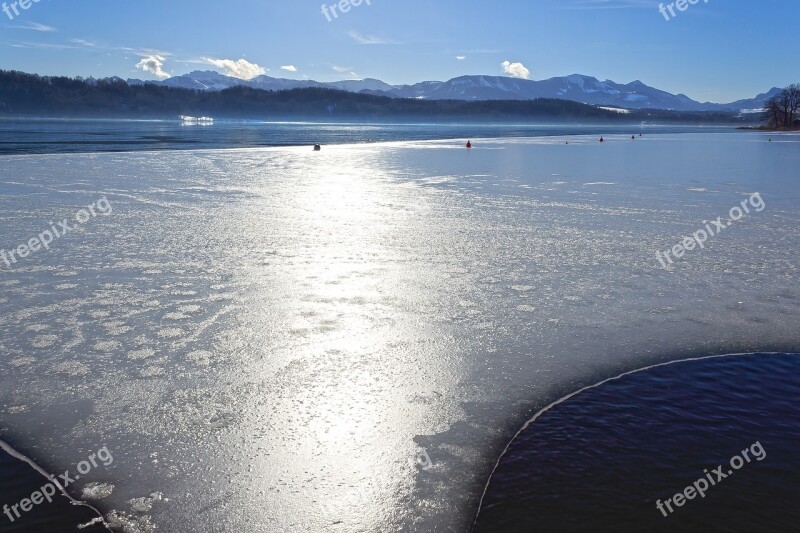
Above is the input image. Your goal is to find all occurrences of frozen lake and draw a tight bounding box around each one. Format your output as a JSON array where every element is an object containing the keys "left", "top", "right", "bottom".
[{"left": 0, "top": 131, "right": 798, "bottom": 531}]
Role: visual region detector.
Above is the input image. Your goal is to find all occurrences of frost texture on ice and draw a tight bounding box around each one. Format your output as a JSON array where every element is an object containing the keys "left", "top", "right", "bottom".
[{"left": 0, "top": 132, "right": 798, "bottom": 532}]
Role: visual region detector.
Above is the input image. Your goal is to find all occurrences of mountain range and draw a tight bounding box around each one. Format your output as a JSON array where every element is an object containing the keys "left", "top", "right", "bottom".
[
  {"left": 0, "top": 69, "right": 761, "bottom": 124},
  {"left": 127, "top": 71, "right": 779, "bottom": 113}
]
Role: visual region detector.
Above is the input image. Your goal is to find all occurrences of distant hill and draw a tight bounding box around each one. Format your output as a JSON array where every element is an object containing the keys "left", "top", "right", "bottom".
[
  {"left": 127, "top": 70, "right": 780, "bottom": 113},
  {"left": 0, "top": 70, "right": 755, "bottom": 123}
]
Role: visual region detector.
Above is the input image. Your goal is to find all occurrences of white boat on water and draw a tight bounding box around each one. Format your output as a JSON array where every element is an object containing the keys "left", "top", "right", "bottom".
[{"left": 180, "top": 115, "right": 214, "bottom": 125}]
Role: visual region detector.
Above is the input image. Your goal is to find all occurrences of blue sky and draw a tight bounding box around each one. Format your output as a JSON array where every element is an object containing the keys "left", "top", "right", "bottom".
[{"left": 1, "top": 0, "right": 797, "bottom": 102}]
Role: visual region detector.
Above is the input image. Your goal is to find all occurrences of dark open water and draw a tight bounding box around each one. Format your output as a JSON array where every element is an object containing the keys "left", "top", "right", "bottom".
[
  {"left": 0, "top": 442, "right": 108, "bottom": 531},
  {"left": 475, "top": 353, "right": 800, "bottom": 532},
  {"left": 0, "top": 118, "right": 735, "bottom": 154}
]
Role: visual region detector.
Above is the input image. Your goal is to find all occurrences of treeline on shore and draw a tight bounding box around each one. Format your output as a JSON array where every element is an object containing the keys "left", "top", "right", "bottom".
[
  {"left": 0, "top": 70, "right": 754, "bottom": 123},
  {"left": 762, "top": 85, "right": 800, "bottom": 130}
]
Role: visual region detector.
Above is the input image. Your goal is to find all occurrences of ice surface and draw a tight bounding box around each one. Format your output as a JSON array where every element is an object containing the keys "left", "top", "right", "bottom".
[{"left": 0, "top": 132, "right": 798, "bottom": 531}]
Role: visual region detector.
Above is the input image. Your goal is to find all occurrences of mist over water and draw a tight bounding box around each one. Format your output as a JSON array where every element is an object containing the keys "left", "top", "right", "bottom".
[{"left": 0, "top": 130, "right": 798, "bottom": 531}]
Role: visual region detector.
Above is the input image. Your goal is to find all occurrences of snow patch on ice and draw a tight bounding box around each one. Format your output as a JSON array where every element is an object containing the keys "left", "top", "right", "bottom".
[
  {"left": 94, "top": 340, "right": 121, "bottom": 352},
  {"left": 105, "top": 510, "right": 155, "bottom": 533},
  {"left": 53, "top": 361, "right": 90, "bottom": 376},
  {"left": 157, "top": 328, "right": 184, "bottom": 339},
  {"left": 128, "top": 492, "right": 165, "bottom": 513},
  {"left": 82, "top": 482, "right": 115, "bottom": 500},
  {"left": 31, "top": 335, "right": 59, "bottom": 348},
  {"left": 128, "top": 348, "right": 156, "bottom": 360},
  {"left": 510, "top": 285, "right": 534, "bottom": 292}
]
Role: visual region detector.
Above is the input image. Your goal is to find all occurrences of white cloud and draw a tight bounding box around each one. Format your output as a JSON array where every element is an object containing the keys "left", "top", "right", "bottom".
[
  {"left": 136, "top": 55, "right": 170, "bottom": 79},
  {"left": 8, "top": 41, "right": 77, "bottom": 50},
  {"left": 331, "top": 66, "right": 360, "bottom": 78},
  {"left": 502, "top": 60, "right": 530, "bottom": 79},
  {"left": 70, "top": 38, "right": 96, "bottom": 47},
  {"left": 201, "top": 57, "right": 266, "bottom": 80},
  {"left": 281, "top": 65, "right": 298, "bottom": 72},
  {"left": 456, "top": 55, "right": 466, "bottom": 61},
  {"left": 15, "top": 21, "right": 56, "bottom": 32},
  {"left": 347, "top": 31, "right": 398, "bottom": 45}
]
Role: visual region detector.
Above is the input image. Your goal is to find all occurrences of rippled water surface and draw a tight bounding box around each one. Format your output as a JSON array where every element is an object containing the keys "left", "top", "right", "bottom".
[
  {"left": 475, "top": 353, "right": 800, "bottom": 532},
  {"left": 0, "top": 131, "right": 798, "bottom": 531}
]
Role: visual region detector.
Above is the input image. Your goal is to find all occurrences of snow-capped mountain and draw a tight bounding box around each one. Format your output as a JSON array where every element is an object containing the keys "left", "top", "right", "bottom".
[
  {"left": 125, "top": 71, "right": 779, "bottom": 112},
  {"left": 382, "top": 74, "right": 765, "bottom": 111},
  {"left": 161, "top": 70, "right": 243, "bottom": 91},
  {"left": 720, "top": 87, "right": 783, "bottom": 112},
  {"left": 249, "top": 75, "right": 325, "bottom": 91},
  {"left": 327, "top": 78, "right": 396, "bottom": 93}
]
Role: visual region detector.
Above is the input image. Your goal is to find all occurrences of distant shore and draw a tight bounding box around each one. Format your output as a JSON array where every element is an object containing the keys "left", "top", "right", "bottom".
[{"left": 738, "top": 125, "right": 800, "bottom": 132}]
